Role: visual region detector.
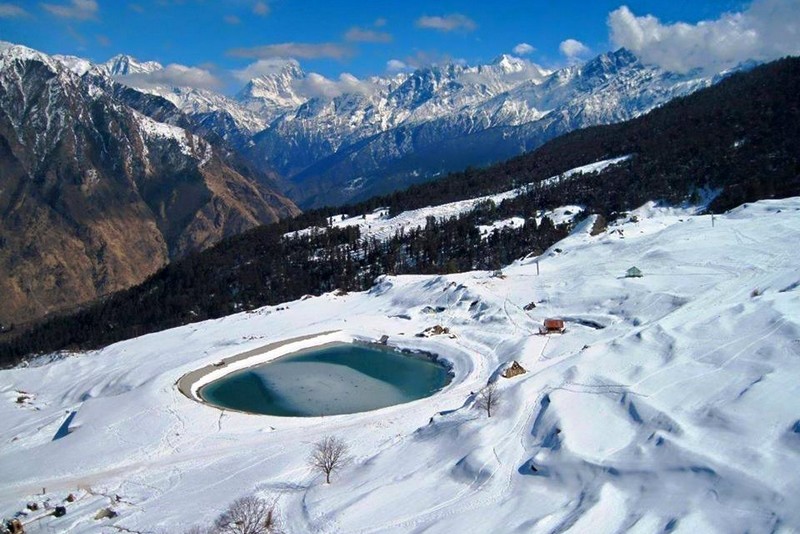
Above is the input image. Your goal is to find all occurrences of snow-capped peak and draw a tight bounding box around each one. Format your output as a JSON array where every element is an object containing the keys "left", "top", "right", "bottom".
[
  {"left": 491, "top": 54, "right": 528, "bottom": 73},
  {"left": 92, "top": 54, "right": 163, "bottom": 77},
  {"left": 235, "top": 59, "right": 308, "bottom": 121},
  {"left": 581, "top": 48, "right": 639, "bottom": 77},
  {"left": 0, "top": 41, "right": 62, "bottom": 73},
  {"left": 236, "top": 59, "right": 305, "bottom": 99}
]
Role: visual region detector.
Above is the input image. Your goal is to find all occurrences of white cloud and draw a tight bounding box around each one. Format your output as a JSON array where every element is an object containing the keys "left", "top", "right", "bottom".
[
  {"left": 41, "top": 0, "right": 98, "bottom": 20},
  {"left": 224, "top": 14, "right": 240, "bottom": 25},
  {"left": 293, "top": 72, "right": 377, "bottom": 99},
  {"left": 416, "top": 13, "right": 476, "bottom": 32},
  {"left": 252, "top": 1, "right": 269, "bottom": 16},
  {"left": 66, "top": 24, "right": 87, "bottom": 46},
  {"left": 0, "top": 3, "right": 29, "bottom": 17},
  {"left": 608, "top": 0, "right": 800, "bottom": 74},
  {"left": 559, "top": 38, "right": 590, "bottom": 62},
  {"left": 228, "top": 42, "right": 353, "bottom": 60},
  {"left": 119, "top": 64, "right": 222, "bottom": 91},
  {"left": 513, "top": 43, "right": 535, "bottom": 56},
  {"left": 386, "top": 59, "right": 410, "bottom": 73},
  {"left": 233, "top": 60, "right": 377, "bottom": 99},
  {"left": 345, "top": 27, "right": 392, "bottom": 43},
  {"left": 398, "top": 50, "right": 464, "bottom": 69},
  {"left": 374, "top": 17, "right": 387, "bottom": 27},
  {"left": 231, "top": 58, "right": 299, "bottom": 82}
]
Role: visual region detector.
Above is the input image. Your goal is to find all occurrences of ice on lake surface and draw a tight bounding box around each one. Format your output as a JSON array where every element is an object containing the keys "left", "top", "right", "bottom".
[{"left": 200, "top": 343, "right": 451, "bottom": 416}]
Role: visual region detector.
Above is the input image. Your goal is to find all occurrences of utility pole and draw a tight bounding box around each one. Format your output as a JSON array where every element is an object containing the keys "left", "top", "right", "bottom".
[{"left": 536, "top": 260, "right": 540, "bottom": 276}]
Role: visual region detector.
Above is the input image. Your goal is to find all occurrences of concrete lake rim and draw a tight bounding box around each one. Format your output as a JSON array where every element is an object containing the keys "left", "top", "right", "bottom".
[{"left": 176, "top": 331, "right": 454, "bottom": 414}]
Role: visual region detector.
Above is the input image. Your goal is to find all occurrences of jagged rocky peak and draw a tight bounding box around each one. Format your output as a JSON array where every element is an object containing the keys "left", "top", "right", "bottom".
[
  {"left": 93, "top": 54, "right": 163, "bottom": 77},
  {"left": 387, "top": 55, "right": 552, "bottom": 110},
  {"left": 501, "top": 54, "right": 550, "bottom": 81},
  {"left": 0, "top": 44, "right": 88, "bottom": 152},
  {"left": 388, "top": 63, "right": 465, "bottom": 108},
  {"left": 235, "top": 58, "right": 308, "bottom": 119},
  {"left": 79, "top": 51, "right": 267, "bottom": 139},
  {"left": 581, "top": 48, "right": 639, "bottom": 77},
  {"left": 237, "top": 59, "right": 305, "bottom": 99}
]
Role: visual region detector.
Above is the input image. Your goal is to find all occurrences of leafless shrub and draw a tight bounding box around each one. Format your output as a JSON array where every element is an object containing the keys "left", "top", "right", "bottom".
[
  {"left": 213, "top": 495, "right": 281, "bottom": 534},
  {"left": 308, "top": 436, "right": 350, "bottom": 484},
  {"left": 475, "top": 382, "right": 500, "bottom": 418}
]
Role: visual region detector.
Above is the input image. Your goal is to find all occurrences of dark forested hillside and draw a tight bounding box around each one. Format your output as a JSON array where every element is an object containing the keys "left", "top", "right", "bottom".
[{"left": 1, "top": 57, "right": 798, "bottom": 365}]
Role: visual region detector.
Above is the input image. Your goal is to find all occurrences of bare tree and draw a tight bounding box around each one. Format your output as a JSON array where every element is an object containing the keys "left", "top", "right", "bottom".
[
  {"left": 213, "top": 495, "right": 281, "bottom": 534},
  {"left": 309, "top": 436, "right": 350, "bottom": 484},
  {"left": 475, "top": 382, "right": 500, "bottom": 418}
]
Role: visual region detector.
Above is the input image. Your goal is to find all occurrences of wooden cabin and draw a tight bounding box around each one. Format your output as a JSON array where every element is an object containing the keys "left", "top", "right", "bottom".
[{"left": 540, "top": 318, "right": 566, "bottom": 334}]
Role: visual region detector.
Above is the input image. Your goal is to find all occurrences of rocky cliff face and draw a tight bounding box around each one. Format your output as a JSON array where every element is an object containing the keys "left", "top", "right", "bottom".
[{"left": 0, "top": 43, "right": 298, "bottom": 326}]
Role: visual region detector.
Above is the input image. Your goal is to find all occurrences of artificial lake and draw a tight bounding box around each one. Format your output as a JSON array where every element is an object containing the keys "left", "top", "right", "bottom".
[{"left": 199, "top": 343, "right": 452, "bottom": 416}]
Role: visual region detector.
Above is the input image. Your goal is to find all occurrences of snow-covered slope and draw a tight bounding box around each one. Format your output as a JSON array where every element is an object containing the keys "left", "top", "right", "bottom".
[
  {"left": 285, "top": 156, "right": 631, "bottom": 242},
  {"left": 2, "top": 197, "right": 798, "bottom": 532},
  {"left": 129, "top": 84, "right": 266, "bottom": 139}
]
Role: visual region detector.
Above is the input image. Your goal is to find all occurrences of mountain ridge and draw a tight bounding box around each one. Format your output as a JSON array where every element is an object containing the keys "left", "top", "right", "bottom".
[
  {"left": 246, "top": 48, "right": 719, "bottom": 207},
  {"left": 0, "top": 42, "right": 298, "bottom": 327},
  {"left": 50, "top": 43, "right": 732, "bottom": 208}
]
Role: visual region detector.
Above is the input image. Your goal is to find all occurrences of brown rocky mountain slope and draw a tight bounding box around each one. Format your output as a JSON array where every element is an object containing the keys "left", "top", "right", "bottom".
[{"left": 0, "top": 44, "right": 299, "bottom": 327}]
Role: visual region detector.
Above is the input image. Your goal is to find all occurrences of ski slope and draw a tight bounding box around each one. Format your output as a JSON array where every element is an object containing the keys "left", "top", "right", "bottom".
[{"left": 1, "top": 198, "right": 799, "bottom": 533}]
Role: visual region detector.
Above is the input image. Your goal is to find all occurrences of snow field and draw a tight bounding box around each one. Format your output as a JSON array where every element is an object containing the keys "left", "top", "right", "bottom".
[{"left": 0, "top": 198, "right": 798, "bottom": 532}]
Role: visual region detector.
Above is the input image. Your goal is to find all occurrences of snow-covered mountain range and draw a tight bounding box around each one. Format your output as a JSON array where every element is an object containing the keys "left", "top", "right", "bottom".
[
  {"left": 257, "top": 49, "right": 717, "bottom": 207},
  {"left": 50, "top": 44, "right": 737, "bottom": 208}
]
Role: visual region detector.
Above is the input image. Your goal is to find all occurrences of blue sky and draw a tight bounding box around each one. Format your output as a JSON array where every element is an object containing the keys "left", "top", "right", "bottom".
[{"left": 1, "top": 0, "right": 796, "bottom": 94}]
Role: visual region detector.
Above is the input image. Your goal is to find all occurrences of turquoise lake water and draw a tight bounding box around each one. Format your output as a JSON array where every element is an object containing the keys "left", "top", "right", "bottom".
[{"left": 199, "top": 343, "right": 451, "bottom": 416}]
